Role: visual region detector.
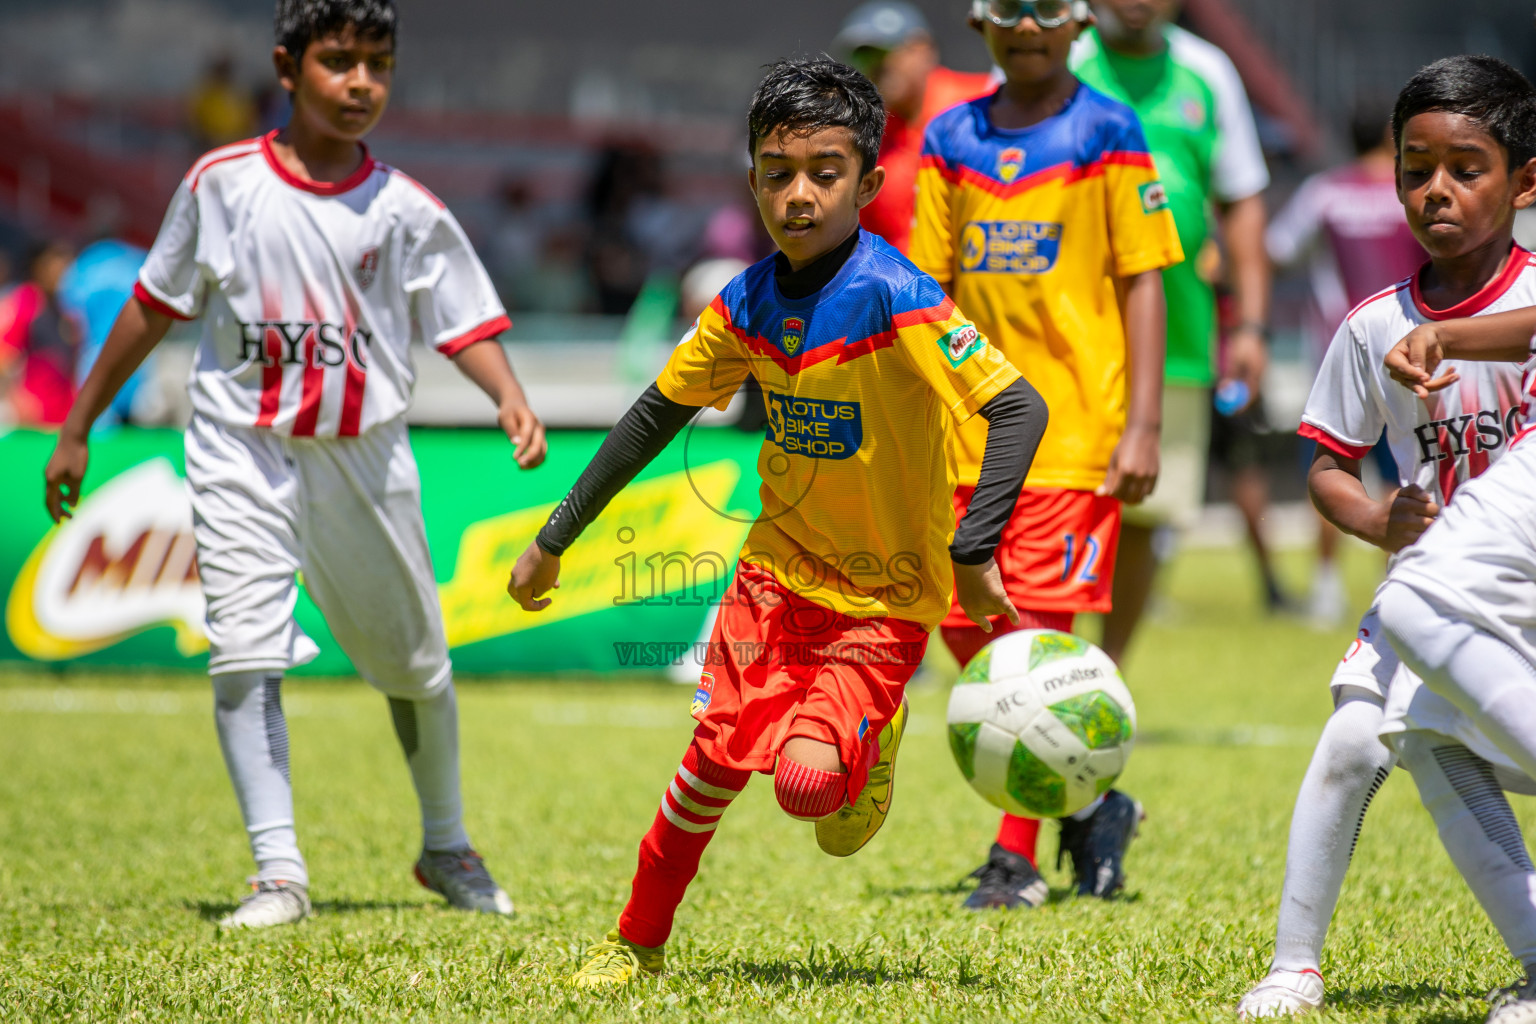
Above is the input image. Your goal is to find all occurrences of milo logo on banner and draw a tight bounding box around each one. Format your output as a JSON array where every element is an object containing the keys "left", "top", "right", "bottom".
[{"left": 7, "top": 459, "right": 207, "bottom": 660}]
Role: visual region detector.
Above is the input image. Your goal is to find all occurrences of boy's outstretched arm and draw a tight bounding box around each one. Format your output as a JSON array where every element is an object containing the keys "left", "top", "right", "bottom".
[
  {"left": 1384, "top": 306, "right": 1536, "bottom": 398},
  {"left": 507, "top": 383, "right": 699, "bottom": 611},
  {"left": 451, "top": 339, "right": 547, "bottom": 469},
  {"left": 1099, "top": 269, "right": 1166, "bottom": 504},
  {"left": 951, "top": 376, "right": 1050, "bottom": 631},
  {"left": 1308, "top": 446, "right": 1437, "bottom": 553},
  {"left": 44, "top": 296, "right": 172, "bottom": 522}
]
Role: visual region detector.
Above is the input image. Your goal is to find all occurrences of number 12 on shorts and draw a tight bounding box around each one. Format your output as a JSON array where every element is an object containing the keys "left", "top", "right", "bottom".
[{"left": 1061, "top": 533, "right": 1102, "bottom": 584}]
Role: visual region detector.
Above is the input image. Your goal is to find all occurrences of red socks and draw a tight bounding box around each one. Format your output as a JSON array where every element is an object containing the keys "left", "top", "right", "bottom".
[
  {"left": 618, "top": 740, "right": 749, "bottom": 949},
  {"left": 996, "top": 813, "right": 1042, "bottom": 865},
  {"left": 774, "top": 758, "right": 846, "bottom": 821}
]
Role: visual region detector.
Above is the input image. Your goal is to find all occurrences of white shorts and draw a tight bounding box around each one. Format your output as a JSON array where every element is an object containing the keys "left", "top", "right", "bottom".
[
  {"left": 1328, "top": 601, "right": 1399, "bottom": 704},
  {"left": 1377, "top": 437, "right": 1536, "bottom": 791},
  {"left": 185, "top": 413, "right": 451, "bottom": 698}
]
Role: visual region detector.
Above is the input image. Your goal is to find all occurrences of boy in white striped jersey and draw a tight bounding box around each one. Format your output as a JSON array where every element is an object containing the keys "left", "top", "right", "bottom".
[
  {"left": 1240, "top": 55, "right": 1536, "bottom": 1019},
  {"left": 43, "top": 0, "right": 545, "bottom": 928}
]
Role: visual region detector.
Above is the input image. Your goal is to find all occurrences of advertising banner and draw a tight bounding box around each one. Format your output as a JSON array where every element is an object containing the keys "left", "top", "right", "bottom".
[{"left": 1, "top": 426, "right": 762, "bottom": 675}]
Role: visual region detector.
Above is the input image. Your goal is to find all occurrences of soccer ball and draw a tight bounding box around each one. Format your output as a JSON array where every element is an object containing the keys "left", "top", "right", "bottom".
[{"left": 946, "top": 630, "right": 1136, "bottom": 818}]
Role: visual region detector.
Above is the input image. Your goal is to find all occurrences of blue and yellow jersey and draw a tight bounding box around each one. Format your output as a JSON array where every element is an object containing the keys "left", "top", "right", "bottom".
[
  {"left": 911, "top": 85, "right": 1184, "bottom": 490},
  {"left": 658, "top": 230, "right": 1020, "bottom": 629}
]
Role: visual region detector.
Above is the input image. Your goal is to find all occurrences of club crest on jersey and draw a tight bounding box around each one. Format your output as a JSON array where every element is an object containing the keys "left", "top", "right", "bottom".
[
  {"left": 357, "top": 246, "right": 380, "bottom": 290},
  {"left": 691, "top": 672, "right": 715, "bottom": 718},
  {"left": 997, "top": 147, "right": 1025, "bottom": 183},
  {"left": 781, "top": 316, "right": 806, "bottom": 355}
]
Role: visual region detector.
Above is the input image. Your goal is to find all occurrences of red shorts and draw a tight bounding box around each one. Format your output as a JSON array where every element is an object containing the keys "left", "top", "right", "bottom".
[
  {"left": 942, "top": 486, "right": 1121, "bottom": 628},
  {"left": 690, "top": 561, "right": 929, "bottom": 801}
]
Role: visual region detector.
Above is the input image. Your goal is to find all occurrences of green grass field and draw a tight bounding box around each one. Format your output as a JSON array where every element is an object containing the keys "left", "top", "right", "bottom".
[{"left": 3, "top": 544, "right": 1530, "bottom": 1022}]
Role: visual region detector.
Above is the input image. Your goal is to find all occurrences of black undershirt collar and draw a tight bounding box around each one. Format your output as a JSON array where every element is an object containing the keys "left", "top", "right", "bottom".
[{"left": 773, "top": 228, "right": 862, "bottom": 300}]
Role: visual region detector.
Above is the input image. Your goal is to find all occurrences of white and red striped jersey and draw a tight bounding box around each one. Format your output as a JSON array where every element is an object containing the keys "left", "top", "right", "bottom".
[
  {"left": 135, "top": 131, "right": 508, "bottom": 438},
  {"left": 1300, "top": 244, "right": 1536, "bottom": 507}
]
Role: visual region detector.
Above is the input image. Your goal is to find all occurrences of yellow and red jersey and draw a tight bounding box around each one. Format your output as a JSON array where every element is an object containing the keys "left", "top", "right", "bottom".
[
  {"left": 911, "top": 85, "right": 1184, "bottom": 490},
  {"left": 657, "top": 230, "right": 1020, "bottom": 629}
]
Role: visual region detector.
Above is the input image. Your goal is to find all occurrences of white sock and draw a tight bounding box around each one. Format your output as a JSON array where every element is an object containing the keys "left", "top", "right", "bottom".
[
  {"left": 389, "top": 684, "right": 471, "bottom": 852},
  {"left": 1381, "top": 583, "right": 1536, "bottom": 781},
  {"left": 1067, "top": 794, "right": 1106, "bottom": 821},
  {"left": 1272, "top": 695, "right": 1395, "bottom": 973},
  {"left": 1397, "top": 733, "right": 1536, "bottom": 970},
  {"left": 212, "top": 671, "right": 307, "bottom": 886}
]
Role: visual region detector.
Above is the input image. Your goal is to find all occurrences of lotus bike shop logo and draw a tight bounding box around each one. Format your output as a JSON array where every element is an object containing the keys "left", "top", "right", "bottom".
[{"left": 997, "top": 146, "right": 1025, "bottom": 184}]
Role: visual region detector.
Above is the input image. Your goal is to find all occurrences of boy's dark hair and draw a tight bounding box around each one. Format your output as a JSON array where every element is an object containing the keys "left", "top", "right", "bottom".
[
  {"left": 747, "top": 58, "right": 886, "bottom": 173},
  {"left": 275, "top": 0, "right": 396, "bottom": 59},
  {"left": 1393, "top": 55, "right": 1536, "bottom": 168},
  {"left": 1349, "top": 98, "right": 1394, "bottom": 157}
]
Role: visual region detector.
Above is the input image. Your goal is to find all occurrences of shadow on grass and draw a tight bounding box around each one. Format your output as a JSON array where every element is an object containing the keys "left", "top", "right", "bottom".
[
  {"left": 868, "top": 880, "right": 1143, "bottom": 909},
  {"left": 1327, "top": 981, "right": 1488, "bottom": 1022},
  {"left": 684, "top": 945, "right": 999, "bottom": 991},
  {"left": 188, "top": 898, "right": 428, "bottom": 921}
]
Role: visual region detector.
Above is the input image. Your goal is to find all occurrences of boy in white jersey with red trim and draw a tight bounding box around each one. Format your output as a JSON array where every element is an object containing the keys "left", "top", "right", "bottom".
[
  {"left": 42, "top": 0, "right": 546, "bottom": 929},
  {"left": 1239, "top": 56, "right": 1536, "bottom": 1019}
]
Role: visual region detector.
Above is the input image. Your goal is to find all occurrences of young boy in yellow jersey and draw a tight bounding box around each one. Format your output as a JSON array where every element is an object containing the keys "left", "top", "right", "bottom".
[
  {"left": 910, "top": 0, "right": 1183, "bottom": 909},
  {"left": 507, "top": 59, "right": 1050, "bottom": 987}
]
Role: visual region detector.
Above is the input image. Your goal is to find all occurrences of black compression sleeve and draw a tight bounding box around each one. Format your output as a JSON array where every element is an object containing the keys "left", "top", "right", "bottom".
[
  {"left": 536, "top": 383, "right": 699, "bottom": 556},
  {"left": 950, "top": 377, "right": 1049, "bottom": 565}
]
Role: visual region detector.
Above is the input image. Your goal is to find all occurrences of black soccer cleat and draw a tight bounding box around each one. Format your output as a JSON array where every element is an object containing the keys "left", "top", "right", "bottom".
[
  {"left": 1056, "top": 789, "right": 1143, "bottom": 898},
  {"left": 962, "top": 842, "right": 1048, "bottom": 910}
]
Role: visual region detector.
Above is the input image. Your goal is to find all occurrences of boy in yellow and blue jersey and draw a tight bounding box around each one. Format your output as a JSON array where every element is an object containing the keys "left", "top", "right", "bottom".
[
  {"left": 507, "top": 59, "right": 1051, "bottom": 988},
  {"left": 910, "top": 0, "right": 1183, "bottom": 910}
]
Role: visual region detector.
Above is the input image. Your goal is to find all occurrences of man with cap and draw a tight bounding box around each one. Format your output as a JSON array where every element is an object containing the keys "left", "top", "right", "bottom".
[{"left": 836, "top": 1, "right": 995, "bottom": 253}]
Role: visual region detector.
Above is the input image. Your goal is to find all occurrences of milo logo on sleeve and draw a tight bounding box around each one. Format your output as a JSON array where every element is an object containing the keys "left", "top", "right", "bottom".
[{"left": 937, "top": 322, "right": 984, "bottom": 368}]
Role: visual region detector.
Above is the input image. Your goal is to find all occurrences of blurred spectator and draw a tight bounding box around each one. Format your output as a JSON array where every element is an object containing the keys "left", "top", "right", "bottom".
[
  {"left": 0, "top": 241, "right": 79, "bottom": 426},
  {"left": 835, "top": 2, "right": 994, "bottom": 253},
  {"left": 1072, "top": 0, "right": 1273, "bottom": 659},
  {"left": 1268, "top": 101, "right": 1426, "bottom": 626},
  {"left": 585, "top": 142, "right": 700, "bottom": 315},
  {"left": 57, "top": 238, "right": 152, "bottom": 429},
  {"left": 188, "top": 54, "right": 257, "bottom": 149},
  {"left": 487, "top": 177, "right": 552, "bottom": 310},
  {"left": 699, "top": 203, "right": 766, "bottom": 266}
]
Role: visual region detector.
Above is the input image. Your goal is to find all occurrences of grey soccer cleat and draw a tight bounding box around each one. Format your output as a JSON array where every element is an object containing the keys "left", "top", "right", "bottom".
[
  {"left": 1489, "top": 978, "right": 1536, "bottom": 1024},
  {"left": 963, "top": 842, "right": 1049, "bottom": 910},
  {"left": 218, "top": 878, "right": 311, "bottom": 929},
  {"left": 414, "top": 848, "right": 514, "bottom": 915}
]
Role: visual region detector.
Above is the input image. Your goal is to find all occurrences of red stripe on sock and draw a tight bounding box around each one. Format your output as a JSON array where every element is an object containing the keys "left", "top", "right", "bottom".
[{"left": 773, "top": 759, "right": 846, "bottom": 819}]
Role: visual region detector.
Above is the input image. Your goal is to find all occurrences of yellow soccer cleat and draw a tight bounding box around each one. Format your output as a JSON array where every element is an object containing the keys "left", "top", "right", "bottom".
[
  {"left": 816, "top": 700, "right": 908, "bottom": 857},
  {"left": 567, "top": 928, "right": 666, "bottom": 989}
]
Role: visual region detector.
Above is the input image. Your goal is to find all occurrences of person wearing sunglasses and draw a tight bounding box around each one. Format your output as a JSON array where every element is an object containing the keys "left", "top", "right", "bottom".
[
  {"left": 833, "top": 2, "right": 996, "bottom": 254},
  {"left": 911, "top": 0, "right": 1183, "bottom": 911}
]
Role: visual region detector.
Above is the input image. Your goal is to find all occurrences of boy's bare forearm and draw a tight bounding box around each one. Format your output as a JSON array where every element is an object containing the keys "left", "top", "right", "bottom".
[
  {"left": 1426, "top": 307, "right": 1536, "bottom": 361},
  {"left": 450, "top": 338, "right": 528, "bottom": 409},
  {"left": 62, "top": 297, "right": 171, "bottom": 440},
  {"left": 1122, "top": 270, "right": 1166, "bottom": 432},
  {"left": 1308, "top": 451, "right": 1385, "bottom": 547},
  {"left": 1221, "top": 194, "right": 1271, "bottom": 329}
]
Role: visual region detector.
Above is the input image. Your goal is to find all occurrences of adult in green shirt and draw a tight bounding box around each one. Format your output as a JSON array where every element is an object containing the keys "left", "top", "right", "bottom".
[{"left": 1071, "top": 0, "right": 1271, "bottom": 663}]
